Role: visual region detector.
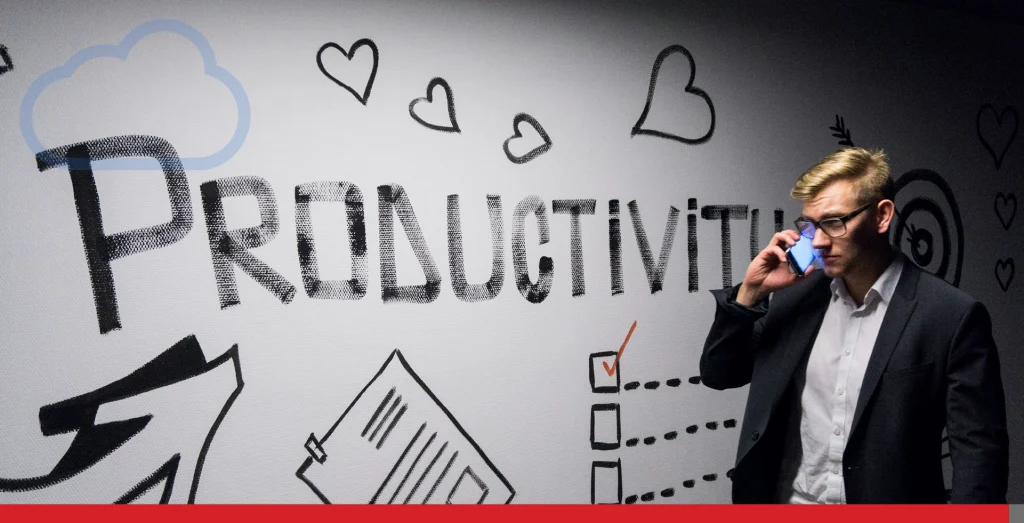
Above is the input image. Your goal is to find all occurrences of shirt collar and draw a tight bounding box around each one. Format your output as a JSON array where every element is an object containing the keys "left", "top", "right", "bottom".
[{"left": 829, "top": 254, "right": 904, "bottom": 306}]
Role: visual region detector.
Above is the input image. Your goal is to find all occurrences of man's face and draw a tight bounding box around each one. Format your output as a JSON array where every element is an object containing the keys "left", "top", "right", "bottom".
[{"left": 801, "top": 179, "right": 877, "bottom": 279}]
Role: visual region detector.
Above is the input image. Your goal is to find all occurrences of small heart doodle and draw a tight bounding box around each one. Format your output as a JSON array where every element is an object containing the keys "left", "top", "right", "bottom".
[
  {"left": 976, "top": 104, "right": 1018, "bottom": 170},
  {"left": 409, "top": 77, "right": 460, "bottom": 133},
  {"left": 0, "top": 45, "right": 12, "bottom": 76},
  {"left": 994, "top": 192, "right": 1017, "bottom": 230},
  {"left": 503, "top": 113, "right": 551, "bottom": 164},
  {"left": 316, "top": 39, "right": 379, "bottom": 105},
  {"left": 631, "top": 44, "right": 716, "bottom": 145},
  {"left": 995, "top": 258, "right": 1014, "bottom": 292}
]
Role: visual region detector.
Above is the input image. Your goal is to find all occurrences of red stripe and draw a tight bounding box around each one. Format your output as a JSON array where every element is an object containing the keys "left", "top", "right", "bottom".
[{"left": 0, "top": 504, "right": 1009, "bottom": 523}]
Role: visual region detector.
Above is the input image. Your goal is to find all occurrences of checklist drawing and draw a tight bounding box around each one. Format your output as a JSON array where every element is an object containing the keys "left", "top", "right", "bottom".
[{"left": 297, "top": 350, "right": 514, "bottom": 504}]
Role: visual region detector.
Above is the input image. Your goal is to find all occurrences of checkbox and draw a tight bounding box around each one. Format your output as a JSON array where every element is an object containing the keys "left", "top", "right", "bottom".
[
  {"left": 590, "top": 403, "right": 621, "bottom": 450},
  {"left": 591, "top": 460, "right": 622, "bottom": 504},
  {"left": 589, "top": 351, "right": 620, "bottom": 393}
]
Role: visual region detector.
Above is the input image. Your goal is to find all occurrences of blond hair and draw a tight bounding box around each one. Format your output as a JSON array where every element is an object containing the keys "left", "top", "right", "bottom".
[{"left": 791, "top": 147, "right": 894, "bottom": 204}]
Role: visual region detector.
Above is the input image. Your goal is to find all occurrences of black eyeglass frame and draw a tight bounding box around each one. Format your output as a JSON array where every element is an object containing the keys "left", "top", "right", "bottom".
[{"left": 794, "top": 202, "right": 875, "bottom": 239}]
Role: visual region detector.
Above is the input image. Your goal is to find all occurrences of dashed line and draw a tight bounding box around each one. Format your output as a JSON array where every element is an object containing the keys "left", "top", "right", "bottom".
[
  {"left": 623, "top": 376, "right": 701, "bottom": 391},
  {"left": 624, "top": 420, "right": 736, "bottom": 448},
  {"left": 624, "top": 469, "right": 734, "bottom": 504}
]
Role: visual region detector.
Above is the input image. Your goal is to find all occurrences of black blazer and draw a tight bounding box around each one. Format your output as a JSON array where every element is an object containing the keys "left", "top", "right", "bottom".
[{"left": 699, "top": 256, "right": 1008, "bottom": 503}]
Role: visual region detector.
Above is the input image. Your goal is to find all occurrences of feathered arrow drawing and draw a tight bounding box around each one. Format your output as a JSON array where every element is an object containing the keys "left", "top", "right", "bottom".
[{"left": 0, "top": 335, "right": 243, "bottom": 503}]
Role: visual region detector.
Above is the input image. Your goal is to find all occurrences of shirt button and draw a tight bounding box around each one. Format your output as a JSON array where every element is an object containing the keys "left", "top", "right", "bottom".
[
  {"left": 837, "top": 388, "right": 845, "bottom": 395},
  {"left": 844, "top": 350, "right": 851, "bottom": 356},
  {"left": 832, "top": 464, "right": 840, "bottom": 474},
  {"left": 833, "top": 426, "right": 842, "bottom": 436},
  {"left": 751, "top": 430, "right": 760, "bottom": 441}
]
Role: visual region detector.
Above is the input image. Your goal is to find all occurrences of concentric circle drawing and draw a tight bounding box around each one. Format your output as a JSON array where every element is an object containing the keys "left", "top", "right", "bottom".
[{"left": 892, "top": 169, "right": 964, "bottom": 288}]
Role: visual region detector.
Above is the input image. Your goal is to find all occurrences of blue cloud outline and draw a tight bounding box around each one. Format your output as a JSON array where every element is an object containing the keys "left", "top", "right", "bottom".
[{"left": 19, "top": 19, "right": 250, "bottom": 170}]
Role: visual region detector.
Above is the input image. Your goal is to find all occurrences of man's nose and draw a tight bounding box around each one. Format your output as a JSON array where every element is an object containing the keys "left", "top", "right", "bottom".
[{"left": 812, "top": 227, "right": 830, "bottom": 249}]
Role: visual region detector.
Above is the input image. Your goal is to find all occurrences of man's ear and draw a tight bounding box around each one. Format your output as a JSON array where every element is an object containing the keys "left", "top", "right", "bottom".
[{"left": 876, "top": 199, "right": 895, "bottom": 234}]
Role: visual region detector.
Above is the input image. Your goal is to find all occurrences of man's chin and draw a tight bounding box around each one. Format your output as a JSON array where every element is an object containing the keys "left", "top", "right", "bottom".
[{"left": 820, "top": 258, "right": 842, "bottom": 278}]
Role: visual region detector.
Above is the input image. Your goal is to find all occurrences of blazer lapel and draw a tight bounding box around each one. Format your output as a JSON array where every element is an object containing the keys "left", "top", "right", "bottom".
[
  {"left": 849, "top": 258, "right": 921, "bottom": 439},
  {"left": 736, "top": 274, "right": 831, "bottom": 466},
  {"left": 766, "top": 275, "right": 831, "bottom": 417}
]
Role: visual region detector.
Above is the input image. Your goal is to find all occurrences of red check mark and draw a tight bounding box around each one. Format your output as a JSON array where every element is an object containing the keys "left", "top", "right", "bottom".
[{"left": 603, "top": 320, "right": 637, "bottom": 376}]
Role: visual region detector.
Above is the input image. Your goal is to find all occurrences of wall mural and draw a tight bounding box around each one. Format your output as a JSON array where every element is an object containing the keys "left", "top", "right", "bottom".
[{"left": 0, "top": 2, "right": 1020, "bottom": 504}]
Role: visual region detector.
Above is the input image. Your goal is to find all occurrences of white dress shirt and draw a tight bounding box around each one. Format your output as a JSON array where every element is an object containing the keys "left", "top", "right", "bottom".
[{"left": 778, "top": 255, "right": 904, "bottom": 504}]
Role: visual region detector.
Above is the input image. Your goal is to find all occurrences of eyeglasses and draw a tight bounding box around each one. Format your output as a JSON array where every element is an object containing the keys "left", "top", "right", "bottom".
[{"left": 795, "top": 202, "right": 874, "bottom": 239}]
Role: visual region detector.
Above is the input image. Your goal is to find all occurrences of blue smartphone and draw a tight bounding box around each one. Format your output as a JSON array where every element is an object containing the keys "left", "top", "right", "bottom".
[{"left": 786, "top": 235, "right": 817, "bottom": 275}]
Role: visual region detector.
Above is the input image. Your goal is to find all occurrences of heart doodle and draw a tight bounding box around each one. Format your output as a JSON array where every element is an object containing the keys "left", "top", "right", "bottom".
[
  {"left": 994, "top": 192, "right": 1016, "bottom": 230},
  {"left": 503, "top": 113, "right": 551, "bottom": 164},
  {"left": 0, "top": 45, "right": 12, "bottom": 76},
  {"left": 995, "top": 258, "right": 1014, "bottom": 292},
  {"left": 409, "top": 77, "right": 460, "bottom": 133},
  {"left": 976, "top": 104, "right": 1018, "bottom": 170},
  {"left": 631, "top": 44, "right": 716, "bottom": 145},
  {"left": 316, "top": 39, "right": 379, "bottom": 105}
]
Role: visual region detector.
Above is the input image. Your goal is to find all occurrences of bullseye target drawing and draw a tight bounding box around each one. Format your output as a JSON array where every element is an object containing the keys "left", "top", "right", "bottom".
[{"left": 891, "top": 169, "right": 964, "bottom": 288}]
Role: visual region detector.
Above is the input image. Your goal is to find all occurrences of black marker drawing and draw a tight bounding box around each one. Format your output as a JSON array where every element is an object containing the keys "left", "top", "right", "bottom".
[
  {"left": 0, "top": 45, "right": 12, "bottom": 76},
  {"left": 829, "top": 114, "right": 854, "bottom": 146},
  {"left": 511, "top": 195, "right": 553, "bottom": 303},
  {"left": 447, "top": 195, "right": 504, "bottom": 302},
  {"left": 297, "top": 349, "right": 514, "bottom": 504},
  {"left": 994, "top": 192, "right": 1016, "bottom": 231},
  {"left": 688, "top": 198, "right": 698, "bottom": 292},
  {"left": 0, "top": 335, "right": 242, "bottom": 503},
  {"left": 701, "top": 205, "right": 748, "bottom": 288},
  {"left": 590, "top": 351, "right": 621, "bottom": 393},
  {"left": 624, "top": 420, "right": 737, "bottom": 448},
  {"left": 36, "top": 135, "right": 193, "bottom": 334},
  {"left": 628, "top": 201, "right": 680, "bottom": 293},
  {"left": 590, "top": 460, "right": 622, "bottom": 504},
  {"left": 609, "top": 200, "right": 624, "bottom": 296},
  {"left": 623, "top": 468, "right": 733, "bottom": 504},
  {"left": 296, "top": 181, "right": 368, "bottom": 300},
  {"left": 622, "top": 377, "right": 699, "bottom": 390},
  {"left": 590, "top": 403, "right": 621, "bottom": 451},
  {"left": 995, "top": 258, "right": 1014, "bottom": 292},
  {"left": 976, "top": 104, "right": 1018, "bottom": 170},
  {"left": 316, "top": 39, "right": 379, "bottom": 105},
  {"left": 379, "top": 184, "right": 442, "bottom": 303},
  {"left": 503, "top": 113, "right": 551, "bottom": 164},
  {"left": 631, "top": 44, "right": 715, "bottom": 145},
  {"left": 892, "top": 169, "right": 964, "bottom": 287},
  {"left": 749, "top": 209, "right": 760, "bottom": 261},
  {"left": 409, "top": 77, "right": 460, "bottom": 133},
  {"left": 201, "top": 176, "right": 297, "bottom": 308},
  {"left": 553, "top": 199, "right": 597, "bottom": 297}
]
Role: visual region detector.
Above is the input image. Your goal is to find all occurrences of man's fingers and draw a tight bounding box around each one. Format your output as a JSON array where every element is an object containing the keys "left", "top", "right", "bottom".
[
  {"left": 770, "top": 230, "right": 799, "bottom": 249},
  {"left": 771, "top": 246, "right": 788, "bottom": 264}
]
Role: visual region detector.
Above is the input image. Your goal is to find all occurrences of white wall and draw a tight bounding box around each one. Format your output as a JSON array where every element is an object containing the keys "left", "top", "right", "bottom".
[{"left": 0, "top": 0, "right": 1020, "bottom": 503}]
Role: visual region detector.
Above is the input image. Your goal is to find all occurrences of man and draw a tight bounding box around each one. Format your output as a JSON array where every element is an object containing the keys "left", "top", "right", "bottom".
[{"left": 700, "top": 147, "right": 1008, "bottom": 503}]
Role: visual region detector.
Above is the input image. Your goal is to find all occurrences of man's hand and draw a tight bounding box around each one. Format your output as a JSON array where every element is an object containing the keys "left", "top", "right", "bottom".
[{"left": 736, "top": 230, "right": 814, "bottom": 306}]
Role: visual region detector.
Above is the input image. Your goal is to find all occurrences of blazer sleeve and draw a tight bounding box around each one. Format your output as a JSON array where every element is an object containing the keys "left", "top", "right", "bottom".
[
  {"left": 946, "top": 301, "right": 1009, "bottom": 504},
  {"left": 699, "top": 284, "right": 769, "bottom": 390}
]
